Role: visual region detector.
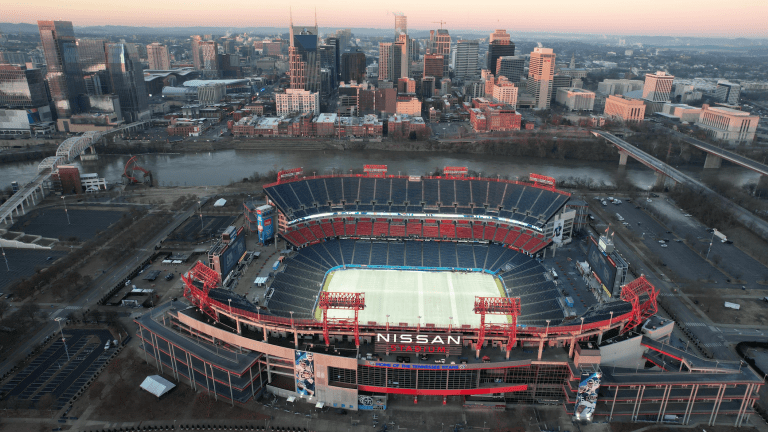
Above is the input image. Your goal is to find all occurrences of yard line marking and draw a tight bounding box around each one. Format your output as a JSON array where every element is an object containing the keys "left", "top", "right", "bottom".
[
  {"left": 447, "top": 273, "right": 459, "bottom": 327},
  {"left": 417, "top": 272, "right": 425, "bottom": 326}
]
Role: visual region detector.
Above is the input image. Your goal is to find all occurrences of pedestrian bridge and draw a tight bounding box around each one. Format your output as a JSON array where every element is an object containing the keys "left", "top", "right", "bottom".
[{"left": 0, "top": 121, "right": 150, "bottom": 226}]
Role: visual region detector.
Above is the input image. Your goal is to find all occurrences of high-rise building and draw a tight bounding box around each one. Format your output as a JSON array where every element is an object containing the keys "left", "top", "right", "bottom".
[
  {"left": 526, "top": 47, "right": 556, "bottom": 109},
  {"left": 76, "top": 38, "right": 109, "bottom": 95},
  {"left": 191, "top": 36, "right": 202, "bottom": 69},
  {"left": 489, "top": 29, "right": 511, "bottom": 44},
  {"left": 496, "top": 56, "right": 525, "bottom": 84},
  {"left": 199, "top": 41, "right": 219, "bottom": 78},
  {"left": 642, "top": 71, "right": 674, "bottom": 102},
  {"left": 551, "top": 75, "right": 573, "bottom": 103},
  {"left": 429, "top": 29, "right": 451, "bottom": 78},
  {"left": 106, "top": 43, "right": 149, "bottom": 122},
  {"left": 335, "top": 29, "right": 352, "bottom": 50},
  {"left": 423, "top": 54, "right": 444, "bottom": 79},
  {"left": 341, "top": 48, "right": 366, "bottom": 84},
  {"left": 395, "top": 15, "right": 407, "bottom": 38},
  {"left": 147, "top": 43, "right": 171, "bottom": 70},
  {"left": 324, "top": 37, "right": 340, "bottom": 81},
  {"left": 38, "top": 20, "right": 89, "bottom": 118},
  {"left": 491, "top": 76, "right": 518, "bottom": 107},
  {"left": 392, "top": 34, "right": 410, "bottom": 81},
  {"left": 715, "top": 81, "right": 741, "bottom": 105},
  {"left": 696, "top": 104, "right": 758, "bottom": 143},
  {"left": 411, "top": 39, "right": 420, "bottom": 61},
  {"left": 487, "top": 29, "right": 514, "bottom": 73},
  {"left": 378, "top": 42, "right": 393, "bottom": 82},
  {"left": 454, "top": 40, "right": 479, "bottom": 80},
  {"left": 556, "top": 88, "right": 595, "bottom": 111},
  {"left": 275, "top": 88, "right": 319, "bottom": 116},
  {"left": 288, "top": 11, "right": 320, "bottom": 92},
  {"left": 0, "top": 65, "right": 48, "bottom": 108}
]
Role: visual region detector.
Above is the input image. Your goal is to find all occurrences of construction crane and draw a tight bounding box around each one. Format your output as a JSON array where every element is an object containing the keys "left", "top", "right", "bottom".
[{"left": 432, "top": 20, "right": 446, "bottom": 29}]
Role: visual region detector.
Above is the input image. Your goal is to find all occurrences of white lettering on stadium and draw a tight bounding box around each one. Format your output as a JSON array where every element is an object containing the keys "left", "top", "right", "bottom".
[{"left": 376, "top": 333, "right": 461, "bottom": 345}]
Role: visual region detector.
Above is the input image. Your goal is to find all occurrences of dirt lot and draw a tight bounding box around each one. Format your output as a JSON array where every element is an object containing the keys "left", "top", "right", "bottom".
[
  {"left": 683, "top": 285, "right": 768, "bottom": 326},
  {"left": 69, "top": 346, "right": 270, "bottom": 423}
]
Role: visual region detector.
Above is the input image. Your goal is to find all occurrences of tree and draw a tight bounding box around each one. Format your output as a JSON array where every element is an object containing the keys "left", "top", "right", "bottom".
[
  {"left": 18, "top": 303, "right": 40, "bottom": 323},
  {"left": 0, "top": 301, "right": 9, "bottom": 320}
]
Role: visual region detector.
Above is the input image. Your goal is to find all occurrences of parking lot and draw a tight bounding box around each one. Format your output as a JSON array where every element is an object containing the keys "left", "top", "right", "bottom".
[
  {"left": 0, "top": 328, "right": 114, "bottom": 410},
  {"left": 168, "top": 214, "right": 237, "bottom": 243},
  {"left": 10, "top": 207, "right": 127, "bottom": 241},
  {"left": 0, "top": 248, "right": 68, "bottom": 291}
]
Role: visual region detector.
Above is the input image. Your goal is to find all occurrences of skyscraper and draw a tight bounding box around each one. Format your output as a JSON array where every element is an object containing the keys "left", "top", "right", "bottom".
[
  {"left": 392, "top": 34, "right": 410, "bottom": 81},
  {"left": 341, "top": 48, "right": 366, "bottom": 84},
  {"left": 191, "top": 35, "right": 202, "bottom": 69},
  {"left": 198, "top": 41, "right": 219, "bottom": 78},
  {"left": 487, "top": 29, "right": 514, "bottom": 74},
  {"left": 642, "top": 71, "right": 674, "bottom": 102},
  {"left": 318, "top": 43, "right": 337, "bottom": 86},
  {"left": 0, "top": 65, "right": 48, "bottom": 108},
  {"left": 496, "top": 56, "right": 525, "bottom": 84},
  {"left": 147, "top": 43, "right": 171, "bottom": 70},
  {"left": 526, "top": 47, "right": 556, "bottom": 109},
  {"left": 454, "top": 40, "right": 479, "bottom": 80},
  {"left": 378, "top": 42, "right": 393, "bottom": 82},
  {"left": 423, "top": 54, "right": 444, "bottom": 79},
  {"left": 429, "top": 29, "right": 451, "bottom": 78},
  {"left": 77, "top": 38, "right": 109, "bottom": 95},
  {"left": 106, "top": 43, "right": 149, "bottom": 122},
  {"left": 324, "top": 37, "right": 341, "bottom": 81},
  {"left": 38, "top": 20, "right": 89, "bottom": 117},
  {"left": 288, "top": 10, "right": 320, "bottom": 92},
  {"left": 395, "top": 15, "right": 407, "bottom": 38}
]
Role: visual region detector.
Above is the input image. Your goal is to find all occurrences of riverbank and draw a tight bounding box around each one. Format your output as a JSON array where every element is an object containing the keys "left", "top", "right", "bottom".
[{"left": 98, "top": 133, "right": 621, "bottom": 162}]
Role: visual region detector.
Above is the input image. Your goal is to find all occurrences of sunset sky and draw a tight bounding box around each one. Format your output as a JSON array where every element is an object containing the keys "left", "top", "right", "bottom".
[{"left": 4, "top": 0, "right": 768, "bottom": 37}]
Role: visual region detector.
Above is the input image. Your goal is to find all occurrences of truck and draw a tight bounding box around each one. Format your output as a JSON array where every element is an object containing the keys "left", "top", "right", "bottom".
[
  {"left": 565, "top": 297, "right": 574, "bottom": 308},
  {"left": 272, "top": 260, "right": 281, "bottom": 271}
]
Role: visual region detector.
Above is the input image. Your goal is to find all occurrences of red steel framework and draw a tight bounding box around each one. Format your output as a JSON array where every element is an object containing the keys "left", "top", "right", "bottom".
[
  {"left": 182, "top": 261, "right": 222, "bottom": 320},
  {"left": 443, "top": 166, "right": 468, "bottom": 179},
  {"left": 619, "top": 276, "right": 658, "bottom": 333},
  {"left": 529, "top": 173, "right": 556, "bottom": 190},
  {"left": 318, "top": 292, "right": 366, "bottom": 347},
  {"left": 276, "top": 167, "right": 304, "bottom": 184},
  {"left": 473, "top": 296, "right": 521, "bottom": 359},
  {"left": 363, "top": 164, "right": 388, "bottom": 177}
]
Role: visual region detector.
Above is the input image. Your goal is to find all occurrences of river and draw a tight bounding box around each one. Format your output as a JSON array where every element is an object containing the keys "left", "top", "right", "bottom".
[{"left": 0, "top": 149, "right": 761, "bottom": 191}]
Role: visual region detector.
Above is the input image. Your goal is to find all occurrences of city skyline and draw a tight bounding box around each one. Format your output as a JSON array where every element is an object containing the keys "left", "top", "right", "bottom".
[{"left": 3, "top": 0, "right": 768, "bottom": 38}]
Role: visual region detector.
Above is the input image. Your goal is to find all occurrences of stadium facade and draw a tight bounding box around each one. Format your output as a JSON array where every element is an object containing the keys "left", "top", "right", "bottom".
[{"left": 136, "top": 166, "right": 762, "bottom": 425}]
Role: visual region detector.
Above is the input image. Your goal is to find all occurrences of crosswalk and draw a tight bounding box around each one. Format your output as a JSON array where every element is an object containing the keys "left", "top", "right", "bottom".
[
  {"left": 685, "top": 322, "right": 706, "bottom": 327},
  {"left": 65, "top": 306, "right": 82, "bottom": 310},
  {"left": 703, "top": 342, "right": 723, "bottom": 348}
]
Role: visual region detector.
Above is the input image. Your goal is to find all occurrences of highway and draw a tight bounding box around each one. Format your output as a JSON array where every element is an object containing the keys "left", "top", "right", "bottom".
[
  {"left": 594, "top": 130, "right": 768, "bottom": 240},
  {"left": 0, "top": 199, "right": 204, "bottom": 378}
]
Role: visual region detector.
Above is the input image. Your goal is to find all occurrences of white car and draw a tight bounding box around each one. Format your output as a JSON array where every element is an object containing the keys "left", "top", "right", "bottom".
[
  {"left": 661, "top": 244, "right": 668, "bottom": 248},
  {"left": 647, "top": 198, "right": 653, "bottom": 203}
]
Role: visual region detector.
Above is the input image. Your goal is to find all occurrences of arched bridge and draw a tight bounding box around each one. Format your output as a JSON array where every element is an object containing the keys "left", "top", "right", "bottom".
[{"left": 0, "top": 121, "right": 150, "bottom": 226}]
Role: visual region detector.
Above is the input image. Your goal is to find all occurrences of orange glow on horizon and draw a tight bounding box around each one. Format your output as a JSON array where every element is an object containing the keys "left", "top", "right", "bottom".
[{"left": 3, "top": 0, "right": 767, "bottom": 37}]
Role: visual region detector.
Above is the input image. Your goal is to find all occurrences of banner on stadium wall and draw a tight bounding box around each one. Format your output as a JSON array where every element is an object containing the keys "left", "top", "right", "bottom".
[
  {"left": 295, "top": 350, "right": 316, "bottom": 397},
  {"left": 574, "top": 372, "right": 601, "bottom": 421},
  {"left": 553, "top": 219, "right": 564, "bottom": 244}
]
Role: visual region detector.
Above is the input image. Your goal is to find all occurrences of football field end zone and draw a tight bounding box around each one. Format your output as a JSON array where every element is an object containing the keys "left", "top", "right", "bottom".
[{"left": 320, "top": 266, "right": 508, "bottom": 327}]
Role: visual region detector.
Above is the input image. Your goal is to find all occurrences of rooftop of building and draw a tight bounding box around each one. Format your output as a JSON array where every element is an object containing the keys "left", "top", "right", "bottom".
[
  {"left": 315, "top": 113, "right": 337, "bottom": 123},
  {"left": 705, "top": 105, "right": 753, "bottom": 117},
  {"left": 560, "top": 88, "right": 594, "bottom": 94},
  {"left": 183, "top": 79, "right": 249, "bottom": 87}
]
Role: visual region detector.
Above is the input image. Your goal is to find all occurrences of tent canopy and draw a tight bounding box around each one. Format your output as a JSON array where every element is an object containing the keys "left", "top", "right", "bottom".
[{"left": 140, "top": 375, "right": 176, "bottom": 398}]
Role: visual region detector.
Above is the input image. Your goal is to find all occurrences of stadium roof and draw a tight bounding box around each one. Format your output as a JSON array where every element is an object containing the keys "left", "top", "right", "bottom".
[
  {"left": 183, "top": 79, "right": 250, "bottom": 87},
  {"left": 140, "top": 375, "right": 175, "bottom": 398}
]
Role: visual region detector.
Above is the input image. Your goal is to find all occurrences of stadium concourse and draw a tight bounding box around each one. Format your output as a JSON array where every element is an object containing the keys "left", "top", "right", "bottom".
[{"left": 135, "top": 166, "right": 762, "bottom": 426}]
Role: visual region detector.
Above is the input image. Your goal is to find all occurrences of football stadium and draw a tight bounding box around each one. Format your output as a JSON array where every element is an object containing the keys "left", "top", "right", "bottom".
[{"left": 136, "top": 166, "right": 762, "bottom": 424}]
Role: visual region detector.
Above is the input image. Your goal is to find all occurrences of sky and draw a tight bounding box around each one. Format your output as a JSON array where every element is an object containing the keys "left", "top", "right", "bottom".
[{"left": 4, "top": 0, "right": 768, "bottom": 38}]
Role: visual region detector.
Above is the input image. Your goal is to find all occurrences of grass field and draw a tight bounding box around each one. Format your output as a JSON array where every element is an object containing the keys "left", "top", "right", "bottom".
[{"left": 323, "top": 269, "right": 509, "bottom": 327}]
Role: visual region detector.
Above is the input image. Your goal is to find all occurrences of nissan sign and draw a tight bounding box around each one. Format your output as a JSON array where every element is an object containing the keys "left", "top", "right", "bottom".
[{"left": 374, "top": 332, "right": 462, "bottom": 355}]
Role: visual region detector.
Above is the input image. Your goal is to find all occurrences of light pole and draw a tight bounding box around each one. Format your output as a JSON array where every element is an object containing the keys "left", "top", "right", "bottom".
[
  {"left": 198, "top": 200, "right": 203, "bottom": 232},
  {"left": 579, "top": 317, "right": 585, "bottom": 334},
  {"left": 609, "top": 311, "right": 614, "bottom": 328},
  {"left": 706, "top": 229, "right": 717, "bottom": 260},
  {"left": 449, "top": 316, "right": 453, "bottom": 332},
  {"left": 61, "top": 196, "right": 70, "bottom": 225},
  {"left": 545, "top": 319, "right": 551, "bottom": 337},
  {"left": 1, "top": 245, "right": 9, "bottom": 271},
  {"left": 386, "top": 314, "right": 390, "bottom": 332},
  {"left": 55, "top": 317, "right": 70, "bottom": 361}
]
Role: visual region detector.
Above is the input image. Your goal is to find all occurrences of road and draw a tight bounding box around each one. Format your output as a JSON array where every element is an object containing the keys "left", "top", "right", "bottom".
[
  {"left": 594, "top": 130, "right": 768, "bottom": 240},
  {"left": 0, "top": 200, "right": 203, "bottom": 378},
  {"left": 665, "top": 128, "right": 768, "bottom": 176}
]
